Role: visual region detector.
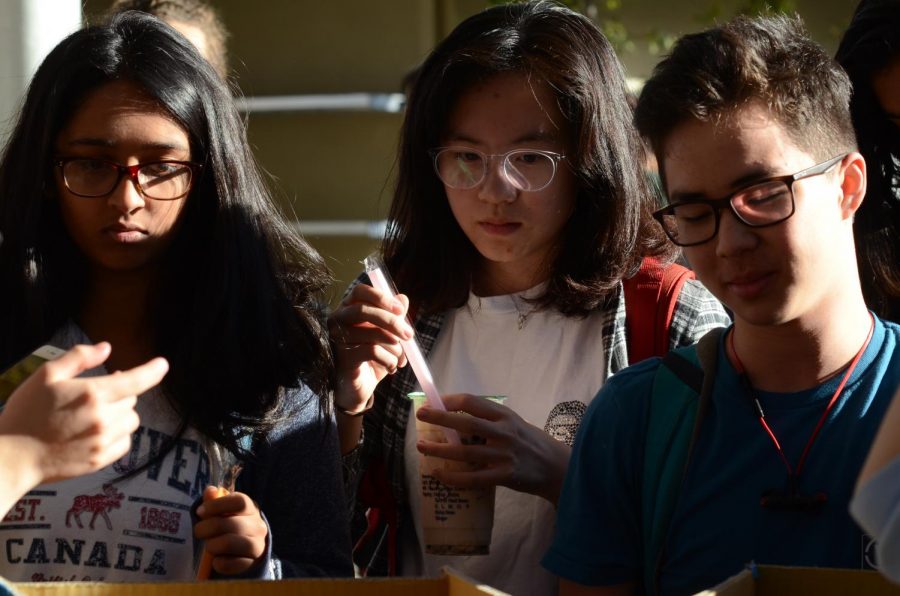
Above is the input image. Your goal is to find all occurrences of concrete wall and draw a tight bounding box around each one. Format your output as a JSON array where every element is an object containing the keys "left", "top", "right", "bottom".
[{"left": 0, "top": 1, "right": 81, "bottom": 145}]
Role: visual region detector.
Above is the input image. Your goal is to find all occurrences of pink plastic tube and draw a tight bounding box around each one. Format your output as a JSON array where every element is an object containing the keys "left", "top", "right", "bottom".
[{"left": 364, "top": 256, "right": 461, "bottom": 446}]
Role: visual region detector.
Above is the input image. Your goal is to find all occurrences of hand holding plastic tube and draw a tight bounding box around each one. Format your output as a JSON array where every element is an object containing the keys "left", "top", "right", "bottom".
[{"left": 364, "top": 256, "right": 461, "bottom": 446}]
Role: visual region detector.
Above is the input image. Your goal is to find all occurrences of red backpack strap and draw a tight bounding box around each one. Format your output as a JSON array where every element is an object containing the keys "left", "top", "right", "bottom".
[
  {"left": 623, "top": 257, "right": 696, "bottom": 364},
  {"left": 353, "top": 457, "right": 400, "bottom": 576}
]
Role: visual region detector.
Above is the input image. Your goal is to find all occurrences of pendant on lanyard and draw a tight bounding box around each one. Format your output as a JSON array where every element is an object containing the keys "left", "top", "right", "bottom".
[{"left": 729, "top": 315, "right": 875, "bottom": 512}]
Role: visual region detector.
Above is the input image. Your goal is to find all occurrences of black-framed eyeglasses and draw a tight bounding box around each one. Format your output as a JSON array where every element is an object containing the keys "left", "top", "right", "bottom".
[
  {"left": 429, "top": 146, "right": 566, "bottom": 192},
  {"left": 652, "top": 154, "right": 847, "bottom": 247},
  {"left": 54, "top": 158, "right": 203, "bottom": 201}
]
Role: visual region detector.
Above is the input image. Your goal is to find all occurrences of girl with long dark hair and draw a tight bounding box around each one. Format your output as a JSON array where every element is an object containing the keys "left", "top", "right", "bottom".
[
  {"left": 329, "top": 2, "right": 729, "bottom": 593},
  {"left": 0, "top": 12, "right": 350, "bottom": 581},
  {"left": 836, "top": 0, "right": 900, "bottom": 321}
]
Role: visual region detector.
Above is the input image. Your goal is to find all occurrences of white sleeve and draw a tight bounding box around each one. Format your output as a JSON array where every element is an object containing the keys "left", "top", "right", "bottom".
[{"left": 851, "top": 457, "right": 900, "bottom": 584}]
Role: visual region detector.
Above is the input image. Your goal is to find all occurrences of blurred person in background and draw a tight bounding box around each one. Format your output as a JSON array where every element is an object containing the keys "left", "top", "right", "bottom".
[
  {"left": 105, "top": 0, "right": 229, "bottom": 79},
  {"left": 852, "top": 385, "right": 900, "bottom": 585},
  {"left": 836, "top": 0, "right": 900, "bottom": 322}
]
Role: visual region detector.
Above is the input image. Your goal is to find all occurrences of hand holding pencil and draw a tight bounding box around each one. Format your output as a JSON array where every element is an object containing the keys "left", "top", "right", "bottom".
[{"left": 194, "top": 469, "right": 267, "bottom": 579}]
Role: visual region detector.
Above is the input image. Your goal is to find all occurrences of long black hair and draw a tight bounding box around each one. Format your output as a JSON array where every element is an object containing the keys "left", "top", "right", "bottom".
[
  {"left": 0, "top": 12, "right": 334, "bottom": 457},
  {"left": 384, "top": 0, "right": 673, "bottom": 317},
  {"left": 836, "top": 0, "right": 900, "bottom": 321}
]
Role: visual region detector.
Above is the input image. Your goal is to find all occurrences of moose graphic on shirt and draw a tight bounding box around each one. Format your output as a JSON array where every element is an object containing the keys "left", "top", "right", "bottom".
[{"left": 65, "top": 484, "right": 125, "bottom": 531}]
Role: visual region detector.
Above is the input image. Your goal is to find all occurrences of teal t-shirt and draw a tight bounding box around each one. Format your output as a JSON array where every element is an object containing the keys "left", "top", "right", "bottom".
[{"left": 544, "top": 317, "right": 900, "bottom": 595}]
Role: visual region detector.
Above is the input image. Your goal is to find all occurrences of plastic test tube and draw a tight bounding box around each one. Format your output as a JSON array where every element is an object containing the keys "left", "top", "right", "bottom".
[{"left": 364, "top": 256, "right": 461, "bottom": 446}]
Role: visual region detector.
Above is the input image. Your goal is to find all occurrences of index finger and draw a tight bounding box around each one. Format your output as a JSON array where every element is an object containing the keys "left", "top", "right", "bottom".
[
  {"left": 345, "top": 282, "right": 407, "bottom": 315},
  {"left": 197, "top": 491, "right": 257, "bottom": 518},
  {"left": 440, "top": 393, "right": 508, "bottom": 421},
  {"left": 90, "top": 357, "right": 169, "bottom": 400},
  {"left": 41, "top": 343, "right": 112, "bottom": 383},
  {"left": 329, "top": 301, "right": 413, "bottom": 343},
  {"left": 417, "top": 407, "right": 498, "bottom": 439}
]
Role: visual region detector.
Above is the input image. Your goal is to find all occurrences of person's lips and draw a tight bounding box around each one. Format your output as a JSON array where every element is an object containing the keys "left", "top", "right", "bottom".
[
  {"left": 479, "top": 220, "right": 521, "bottom": 235},
  {"left": 103, "top": 222, "right": 148, "bottom": 243},
  {"left": 724, "top": 271, "right": 775, "bottom": 299}
]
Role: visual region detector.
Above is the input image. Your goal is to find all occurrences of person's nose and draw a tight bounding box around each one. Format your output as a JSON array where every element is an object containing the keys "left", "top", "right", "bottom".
[
  {"left": 715, "top": 207, "right": 758, "bottom": 257},
  {"left": 477, "top": 157, "right": 518, "bottom": 204},
  {"left": 106, "top": 170, "right": 145, "bottom": 215}
]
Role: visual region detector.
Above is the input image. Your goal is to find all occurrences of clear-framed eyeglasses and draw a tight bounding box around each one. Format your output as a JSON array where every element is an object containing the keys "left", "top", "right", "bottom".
[
  {"left": 54, "top": 158, "right": 203, "bottom": 201},
  {"left": 429, "top": 147, "right": 567, "bottom": 192},
  {"left": 652, "top": 154, "right": 847, "bottom": 247}
]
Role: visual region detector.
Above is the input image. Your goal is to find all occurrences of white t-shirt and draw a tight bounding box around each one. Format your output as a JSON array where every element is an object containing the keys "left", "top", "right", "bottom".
[
  {"left": 402, "top": 287, "right": 607, "bottom": 595},
  {"left": 0, "top": 325, "right": 223, "bottom": 582}
]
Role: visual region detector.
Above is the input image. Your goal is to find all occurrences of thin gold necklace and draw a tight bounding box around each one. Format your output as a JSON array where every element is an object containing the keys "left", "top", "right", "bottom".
[{"left": 512, "top": 294, "right": 535, "bottom": 330}]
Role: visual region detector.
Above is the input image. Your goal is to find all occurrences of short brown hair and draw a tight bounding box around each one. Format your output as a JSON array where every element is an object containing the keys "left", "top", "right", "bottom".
[
  {"left": 106, "top": 0, "right": 228, "bottom": 78},
  {"left": 635, "top": 15, "right": 856, "bottom": 163}
]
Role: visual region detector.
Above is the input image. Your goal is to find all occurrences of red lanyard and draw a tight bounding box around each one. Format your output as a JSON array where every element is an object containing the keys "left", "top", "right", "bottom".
[{"left": 729, "top": 315, "right": 875, "bottom": 480}]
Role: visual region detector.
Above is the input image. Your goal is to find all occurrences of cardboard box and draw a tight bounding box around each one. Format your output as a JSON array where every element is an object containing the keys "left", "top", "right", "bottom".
[
  {"left": 4, "top": 568, "right": 509, "bottom": 596},
  {"left": 699, "top": 565, "right": 900, "bottom": 595}
]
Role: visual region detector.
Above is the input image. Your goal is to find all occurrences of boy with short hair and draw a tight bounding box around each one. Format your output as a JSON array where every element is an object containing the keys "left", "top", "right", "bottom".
[{"left": 543, "top": 14, "right": 900, "bottom": 595}]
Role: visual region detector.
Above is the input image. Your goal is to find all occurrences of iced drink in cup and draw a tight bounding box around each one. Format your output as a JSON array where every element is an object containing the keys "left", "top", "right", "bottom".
[{"left": 409, "top": 391, "right": 505, "bottom": 556}]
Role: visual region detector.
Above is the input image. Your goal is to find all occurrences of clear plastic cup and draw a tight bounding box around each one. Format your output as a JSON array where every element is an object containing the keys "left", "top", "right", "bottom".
[{"left": 408, "top": 392, "right": 506, "bottom": 556}]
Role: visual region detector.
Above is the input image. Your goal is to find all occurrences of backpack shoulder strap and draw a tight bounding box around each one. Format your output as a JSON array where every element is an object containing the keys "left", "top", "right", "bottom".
[
  {"left": 641, "top": 327, "right": 723, "bottom": 594},
  {"left": 623, "top": 257, "right": 696, "bottom": 364},
  {"left": 352, "top": 456, "right": 399, "bottom": 576}
]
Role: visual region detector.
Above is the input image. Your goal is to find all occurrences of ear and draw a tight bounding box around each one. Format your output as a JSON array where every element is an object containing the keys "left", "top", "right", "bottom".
[{"left": 836, "top": 151, "right": 866, "bottom": 220}]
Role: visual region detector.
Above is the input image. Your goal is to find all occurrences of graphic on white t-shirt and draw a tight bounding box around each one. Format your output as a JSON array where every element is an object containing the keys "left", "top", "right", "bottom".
[
  {"left": 64, "top": 485, "right": 125, "bottom": 530},
  {"left": 0, "top": 415, "right": 213, "bottom": 582},
  {"left": 544, "top": 401, "right": 587, "bottom": 446},
  {"left": 403, "top": 288, "right": 608, "bottom": 596}
]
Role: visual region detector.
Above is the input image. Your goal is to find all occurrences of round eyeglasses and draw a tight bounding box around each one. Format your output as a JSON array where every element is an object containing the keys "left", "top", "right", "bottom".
[
  {"left": 652, "top": 154, "right": 847, "bottom": 247},
  {"left": 55, "top": 158, "right": 203, "bottom": 201},
  {"left": 430, "top": 147, "right": 566, "bottom": 192}
]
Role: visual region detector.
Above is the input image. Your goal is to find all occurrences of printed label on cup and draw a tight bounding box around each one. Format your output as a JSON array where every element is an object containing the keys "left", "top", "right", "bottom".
[{"left": 408, "top": 392, "right": 506, "bottom": 556}]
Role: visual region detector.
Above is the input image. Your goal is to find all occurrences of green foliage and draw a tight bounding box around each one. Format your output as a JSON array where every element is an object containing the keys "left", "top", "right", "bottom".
[
  {"left": 486, "top": 0, "right": 796, "bottom": 56},
  {"left": 735, "top": 0, "right": 796, "bottom": 16}
]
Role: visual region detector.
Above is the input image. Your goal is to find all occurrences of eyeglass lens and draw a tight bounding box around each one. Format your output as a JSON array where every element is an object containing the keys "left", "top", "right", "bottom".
[
  {"left": 63, "top": 159, "right": 193, "bottom": 200},
  {"left": 434, "top": 149, "right": 557, "bottom": 192},
  {"left": 661, "top": 180, "right": 794, "bottom": 245}
]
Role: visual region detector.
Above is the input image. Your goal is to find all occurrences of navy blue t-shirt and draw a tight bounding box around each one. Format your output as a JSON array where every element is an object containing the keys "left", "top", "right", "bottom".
[{"left": 544, "top": 317, "right": 900, "bottom": 595}]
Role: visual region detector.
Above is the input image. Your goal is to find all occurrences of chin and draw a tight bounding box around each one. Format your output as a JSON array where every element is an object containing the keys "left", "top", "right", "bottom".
[
  {"left": 733, "top": 300, "right": 802, "bottom": 328},
  {"left": 95, "top": 256, "right": 159, "bottom": 274},
  {"left": 471, "top": 243, "right": 518, "bottom": 264}
]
